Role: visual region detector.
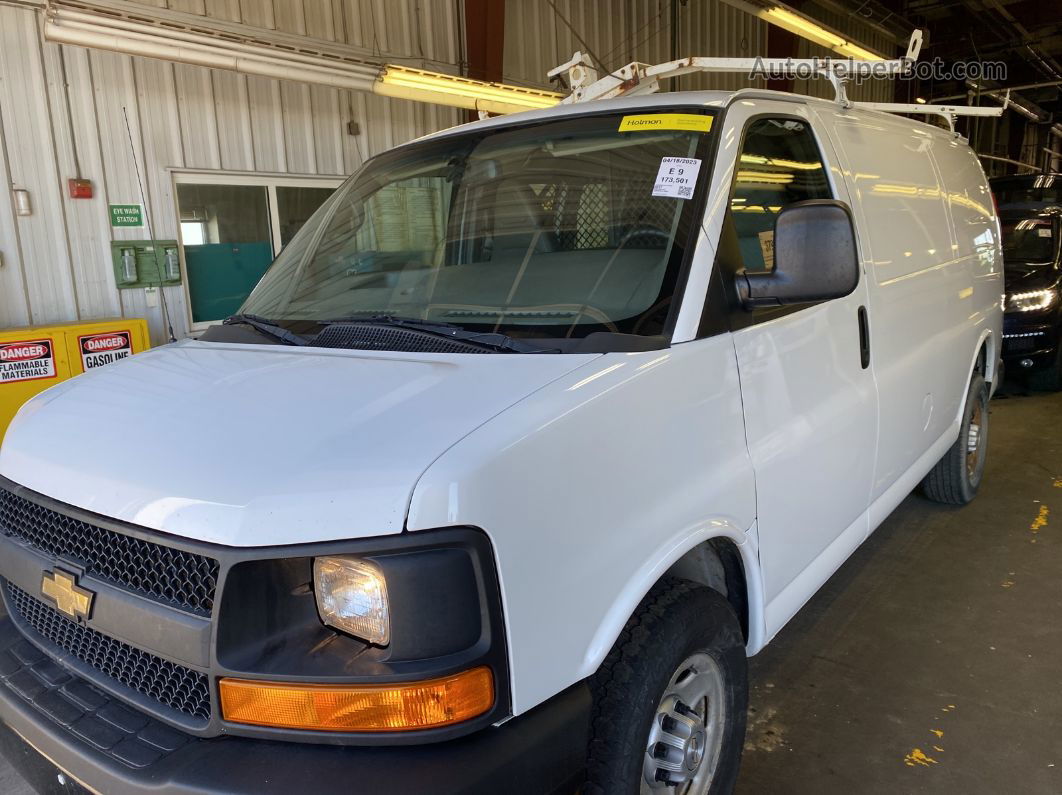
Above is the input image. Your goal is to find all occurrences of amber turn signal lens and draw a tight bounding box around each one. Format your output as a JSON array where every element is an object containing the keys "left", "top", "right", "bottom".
[{"left": 219, "top": 667, "right": 494, "bottom": 732}]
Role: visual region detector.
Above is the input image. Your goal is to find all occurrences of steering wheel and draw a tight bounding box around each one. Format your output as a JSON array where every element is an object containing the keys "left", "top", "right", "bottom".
[
  {"left": 622, "top": 225, "right": 671, "bottom": 247},
  {"left": 632, "top": 297, "right": 672, "bottom": 336},
  {"left": 571, "top": 305, "right": 621, "bottom": 334}
]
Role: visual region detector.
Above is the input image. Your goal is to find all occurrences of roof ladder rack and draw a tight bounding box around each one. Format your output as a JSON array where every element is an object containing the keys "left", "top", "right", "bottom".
[
  {"left": 854, "top": 96, "right": 1009, "bottom": 135},
  {"left": 551, "top": 30, "right": 1005, "bottom": 137}
]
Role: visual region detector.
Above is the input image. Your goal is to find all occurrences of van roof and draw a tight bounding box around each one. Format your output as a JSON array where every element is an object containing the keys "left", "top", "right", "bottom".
[{"left": 417, "top": 87, "right": 960, "bottom": 146}]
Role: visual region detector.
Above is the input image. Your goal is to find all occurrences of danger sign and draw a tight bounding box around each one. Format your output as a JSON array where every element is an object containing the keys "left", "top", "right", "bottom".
[
  {"left": 79, "top": 331, "right": 132, "bottom": 371},
  {"left": 0, "top": 339, "right": 57, "bottom": 384}
]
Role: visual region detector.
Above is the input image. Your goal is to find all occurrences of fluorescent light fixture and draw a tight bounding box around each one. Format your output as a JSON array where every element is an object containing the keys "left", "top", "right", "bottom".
[
  {"left": 729, "top": 2, "right": 887, "bottom": 61},
  {"left": 915, "top": 97, "right": 927, "bottom": 104},
  {"left": 377, "top": 65, "right": 562, "bottom": 115},
  {"left": 835, "top": 42, "right": 882, "bottom": 60},
  {"left": 763, "top": 7, "right": 846, "bottom": 49}
]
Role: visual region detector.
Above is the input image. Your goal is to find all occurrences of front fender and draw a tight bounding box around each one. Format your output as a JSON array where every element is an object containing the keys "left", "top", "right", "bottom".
[
  {"left": 581, "top": 518, "right": 766, "bottom": 677},
  {"left": 407, "top": 337, "right": 757, "bottom": 714}
]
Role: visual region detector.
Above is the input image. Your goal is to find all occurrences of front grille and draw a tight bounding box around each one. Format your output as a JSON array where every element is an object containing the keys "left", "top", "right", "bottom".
[
  {"left": 0, "top": 487, "right": 219, "bottom": 615},
  {"left": 7, "top": 583, "right": 211, "bottom": 721},
  {"left": 1004, "top": 337, "right": 1037, "bottom": 352},
  {"left": 313, "top": 323, "right": 492, "bottom": 354},
  {"left": 1003, "top": 332, "right": 1045, "bottom": 353}
]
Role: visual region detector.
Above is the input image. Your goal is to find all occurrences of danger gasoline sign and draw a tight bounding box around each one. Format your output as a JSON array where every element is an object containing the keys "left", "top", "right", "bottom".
[
  {"left": 79, "top": 331, "right": 132, "bottom": 371},
  {"left": 0, "top": 339, "right": 57, "bottom": 383}
]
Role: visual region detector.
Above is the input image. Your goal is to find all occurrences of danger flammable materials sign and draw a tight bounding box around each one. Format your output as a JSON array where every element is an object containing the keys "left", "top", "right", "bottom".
[{"left": 0, "top": 339, "right": 57, "bottom": 383}]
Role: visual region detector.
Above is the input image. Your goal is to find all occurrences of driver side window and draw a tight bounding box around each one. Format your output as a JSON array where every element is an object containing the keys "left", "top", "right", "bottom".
[{"left": 730, "top": 118, "right": 832, "bottom": 272}]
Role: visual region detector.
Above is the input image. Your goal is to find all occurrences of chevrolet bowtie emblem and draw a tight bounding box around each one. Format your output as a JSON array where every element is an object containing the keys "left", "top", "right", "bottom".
[{"left": 40, "top": 569, "right": 94, "bottom": 621}]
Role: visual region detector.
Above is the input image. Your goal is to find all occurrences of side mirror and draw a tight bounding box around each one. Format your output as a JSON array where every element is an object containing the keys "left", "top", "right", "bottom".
[{"left": 735, "top": 199, "right": 860, "bottom": 309}]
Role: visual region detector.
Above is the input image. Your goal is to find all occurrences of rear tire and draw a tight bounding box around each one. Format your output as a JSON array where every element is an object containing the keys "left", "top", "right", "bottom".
[
  {"left": 922, "top": 373, "right": 989, "bottom": 504},
  {"left": 1029, "top": 347, "right": 1062, "bottom": 391},
  {"left": 585, "top": 578, "right": 747, "bottom": 795}
]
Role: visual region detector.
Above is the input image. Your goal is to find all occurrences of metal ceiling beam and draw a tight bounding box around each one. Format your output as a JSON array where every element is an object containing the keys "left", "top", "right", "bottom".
[
  {"left": 977, "top": 153, "right": 1040, "bottom": 172},
  {"left": 981, "top": 0, "right": 1062, "bottom": 80},
  {"left": 933, "top": 79, "right": 1062, "bottom": 101}
]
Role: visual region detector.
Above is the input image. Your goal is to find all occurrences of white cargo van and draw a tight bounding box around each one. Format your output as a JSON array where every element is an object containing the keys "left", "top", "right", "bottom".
[{"left": 0, "top": 85, "right": 1001, "bottom": 794}]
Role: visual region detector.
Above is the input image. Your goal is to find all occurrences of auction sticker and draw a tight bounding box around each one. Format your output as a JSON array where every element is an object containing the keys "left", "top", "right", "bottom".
[
  {"left": 0, "top": 339, "right": 56, "bottom": 383},
  {"left": 758, "top": 230, "right": 775, "bottom": 268},
  {"left": 79, "top": 331, "right": 132, "bottom": 371},
  {"left": 618, "top": 114, "right": 713, "bottom": 133},
  {"left": 652, "top": 157, "right": 702, "bottom": 200}
]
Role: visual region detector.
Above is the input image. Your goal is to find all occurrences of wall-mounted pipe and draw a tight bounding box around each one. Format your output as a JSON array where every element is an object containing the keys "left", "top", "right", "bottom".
[
  {"left": 933, "top": 79, "right": 1062, "bottom": 102},
  {"left": 49, "top": 19, "right": 378, "bottom": 86},
  {"left": 55, "top": 7, "right": 382, "bottom": 77},
  {"left": 44, "top": 21, "right": 379, "bottom": 91}
]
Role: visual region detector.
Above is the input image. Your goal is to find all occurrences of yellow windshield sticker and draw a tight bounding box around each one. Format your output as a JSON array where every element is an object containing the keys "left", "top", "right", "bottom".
[{"left": 618, "top": 113, "right": 713, "bottom": 133}]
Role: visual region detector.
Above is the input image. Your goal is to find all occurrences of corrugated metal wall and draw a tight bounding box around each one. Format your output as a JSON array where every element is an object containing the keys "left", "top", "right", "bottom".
[
  {"left": 503, "top": 0, "right": 769, "bottom": 92},
  {"left": 0, "top": 1, "right": 463, "bottom": 343},
  {"left": 503, "top": 0, "right": 899, "bottom": 99}
]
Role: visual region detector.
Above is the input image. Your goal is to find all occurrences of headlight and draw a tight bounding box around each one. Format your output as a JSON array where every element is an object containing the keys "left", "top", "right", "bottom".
[
  {"left": 314, "top": 556, "right": 390, "bottom": 645},
  {"left": 1006, "top": 288, "right": 1058, "bottom": 313}
]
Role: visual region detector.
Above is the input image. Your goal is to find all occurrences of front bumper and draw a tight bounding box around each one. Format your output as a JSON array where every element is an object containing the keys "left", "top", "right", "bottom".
[
  {"left": 0, "top": 614, "right": 590, "bottom": 795},
  {"left": 1001, "top": 318, "right": 1058, "bottom": 372}
]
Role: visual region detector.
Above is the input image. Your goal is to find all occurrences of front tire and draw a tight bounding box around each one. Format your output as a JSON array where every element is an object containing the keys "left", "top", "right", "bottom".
[
  {"left": 922, "top": 372, "right": 989, "bottom": 504},
  {"left": 585, "top": 579, "right": 747, "bottom": 795}
]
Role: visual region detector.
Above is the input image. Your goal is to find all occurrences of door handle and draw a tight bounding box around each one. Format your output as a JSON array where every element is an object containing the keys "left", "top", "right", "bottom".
[{"left": 857, "top": 305, "right": 870, "bottom": 369}]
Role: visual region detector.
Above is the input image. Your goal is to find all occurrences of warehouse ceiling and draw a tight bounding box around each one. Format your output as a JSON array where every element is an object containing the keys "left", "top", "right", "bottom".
[{"left": 829, "top": 0, "right": 1062, "bottom": 116}]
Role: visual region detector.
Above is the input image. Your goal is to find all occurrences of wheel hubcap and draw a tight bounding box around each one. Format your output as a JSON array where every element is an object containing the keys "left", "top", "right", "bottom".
[
  {"left": 685, "top": 730, "right": 705, "bottom": 770},
  {"left": 642, "top": 653, "right": 726, "bottom": 794}
]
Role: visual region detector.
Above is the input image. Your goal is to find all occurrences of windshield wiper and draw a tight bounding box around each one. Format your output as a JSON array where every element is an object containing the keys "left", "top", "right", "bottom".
[
  {"left": 222, "top": 314, "right": 310, "bottom": 346},
  {"left": 319, "top": 314, "right": 560, "bottom": 354}
]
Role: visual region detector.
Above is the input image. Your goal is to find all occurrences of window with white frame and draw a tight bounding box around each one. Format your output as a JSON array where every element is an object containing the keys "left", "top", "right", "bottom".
[{"left": 173, "top": 173, "right": 343, "bottom": 328}]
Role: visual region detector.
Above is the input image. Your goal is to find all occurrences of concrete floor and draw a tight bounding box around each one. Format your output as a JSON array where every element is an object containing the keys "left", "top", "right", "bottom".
[
  {"left": 0, "top": 386, "right": 1059, "bottom": 794},
  {"left": 1, "top": 757, "right": 30, "bottom": 795},
  {"left": 738, "top": 385, "right": 1062, "bottom": 794}
]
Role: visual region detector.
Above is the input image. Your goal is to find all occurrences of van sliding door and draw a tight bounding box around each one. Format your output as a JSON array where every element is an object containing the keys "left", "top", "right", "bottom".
[{"left": 823, "top": 110, "right": 996, "bottom": 517}]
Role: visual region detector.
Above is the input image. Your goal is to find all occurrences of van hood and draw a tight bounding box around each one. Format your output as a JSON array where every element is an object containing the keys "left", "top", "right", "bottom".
[{"left": 0, "top": 340, "right": 599, "bottom": 546}]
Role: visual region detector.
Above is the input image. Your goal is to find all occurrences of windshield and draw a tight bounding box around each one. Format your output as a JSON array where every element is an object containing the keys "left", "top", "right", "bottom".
[
  {"left": 1000, "top": 218, "right": 1057, "bottom": 264},
  {"left": 240, "top": 111, "right": 715, "bottom": 342}
]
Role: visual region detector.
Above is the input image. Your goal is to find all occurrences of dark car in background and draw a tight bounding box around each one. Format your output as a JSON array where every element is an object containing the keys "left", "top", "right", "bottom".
[
  {"left": 991, "top": 173, "right": 1062, "bottom": 212},
  {"left": 999, "top": 209, "right": 1062, "bottom": 390}
]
